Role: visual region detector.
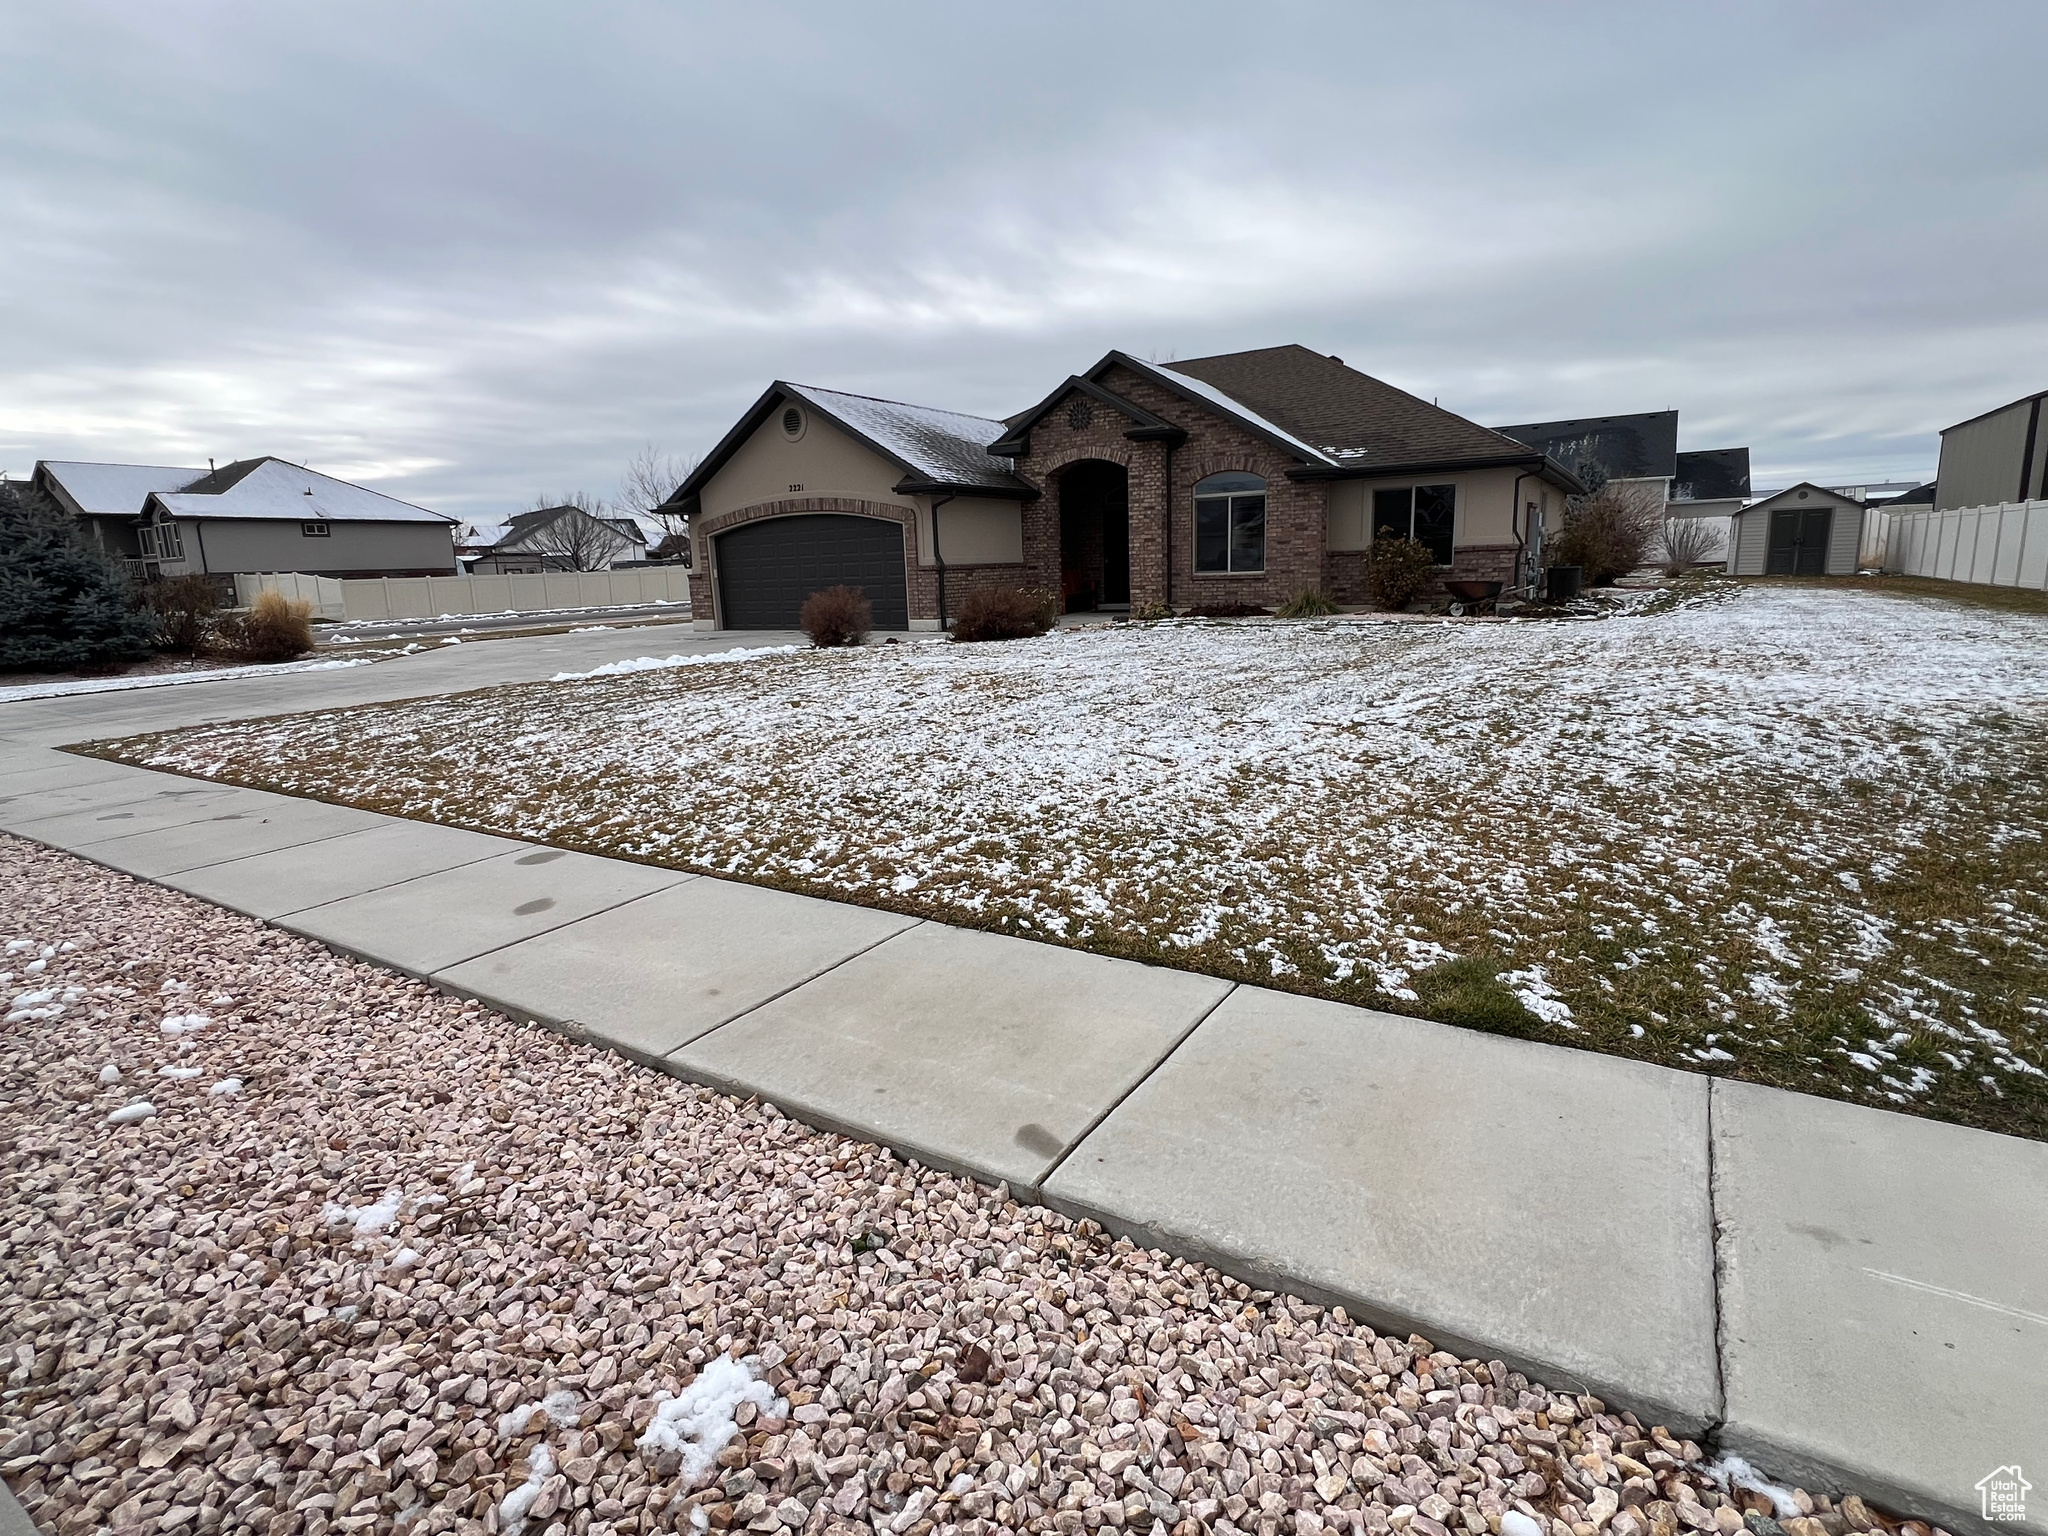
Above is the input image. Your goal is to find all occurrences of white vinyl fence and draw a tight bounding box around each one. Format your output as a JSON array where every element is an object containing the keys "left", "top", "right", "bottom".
[
  {"left": 1877, "top": 500, "right": 2048, "bottom": 592},
  {"left": 235, "top": 566, "right": 692, "bottom": 623}
]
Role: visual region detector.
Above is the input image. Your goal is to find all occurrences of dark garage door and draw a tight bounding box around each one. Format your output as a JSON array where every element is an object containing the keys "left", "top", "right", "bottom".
[{"left": 716, "top": 514, "right": 909, "bottom": 630}]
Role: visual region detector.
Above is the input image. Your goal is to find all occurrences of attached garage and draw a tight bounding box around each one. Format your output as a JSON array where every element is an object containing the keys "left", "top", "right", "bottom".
[
  {"left": 715, "top": 513, "right": 909, "bottom": 630},
  {"left": 1726, "top": 483, "right": 1864, "bottom": 577}
]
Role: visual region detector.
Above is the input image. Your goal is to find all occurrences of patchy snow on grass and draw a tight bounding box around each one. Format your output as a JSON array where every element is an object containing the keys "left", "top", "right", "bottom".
[{"left": 100, "top": 583, "right": 2048, "bottom": 1134}]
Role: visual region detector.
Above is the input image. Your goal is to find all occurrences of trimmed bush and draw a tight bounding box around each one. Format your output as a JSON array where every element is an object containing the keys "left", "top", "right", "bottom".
[
  {"left": 1365, "top": 535, "right": 1437, "bottom": 611},
  {"left": 145, "top": 574, "right": 219, "bottom": 654},
  {"left": 800, "top": 584, "right": 872, "bottom": 647},
  {"left": 1276, "top": 587, "right": 1340, "bottom": 619},
  {"left": 0, "top": 482, "right": 155, "bottom": 671},
  {"left": 212, "top": 590, "right": 314, "bottom": 662},
  {"left": 950, "top": 587, "right": 1060, "bottom": 642}
]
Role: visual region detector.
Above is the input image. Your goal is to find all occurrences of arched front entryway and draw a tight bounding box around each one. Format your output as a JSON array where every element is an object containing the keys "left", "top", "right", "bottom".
[{"left": 1057, "top": 459, "right": 1129, "bottom": 611}]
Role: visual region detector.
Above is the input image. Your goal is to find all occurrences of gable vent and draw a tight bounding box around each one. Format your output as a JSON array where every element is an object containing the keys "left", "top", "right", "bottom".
[{"left": 781, "top": 405, "right": 806, "bottom": 440}]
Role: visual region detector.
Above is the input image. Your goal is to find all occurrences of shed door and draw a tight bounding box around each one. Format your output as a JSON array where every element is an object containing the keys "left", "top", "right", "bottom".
[
  {"left": 716, "top": 514, "right": 908, "bottom": 630},
  {"left": 1767, "top": 507, "right": 1832, "bottom": 575}
]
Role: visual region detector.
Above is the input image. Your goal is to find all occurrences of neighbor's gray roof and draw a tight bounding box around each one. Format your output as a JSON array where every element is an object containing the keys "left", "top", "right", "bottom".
[
  {"left": 1493, "top": 410, "right": 1680, "bottom": 482},
  {"left": 784, "top": 383, "right": 1020, "bottom": 491},
  {"left": 150, "top": 457, "right": 454, "bottom": 524},
  {"left": 37, "top": 460, "right": 205, "bottom": 515}
]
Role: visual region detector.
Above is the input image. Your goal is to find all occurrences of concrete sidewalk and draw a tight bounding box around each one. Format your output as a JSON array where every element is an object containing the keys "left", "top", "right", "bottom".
[{"left": 2, "top": 629, "right": 2040, "bottom": 1536}]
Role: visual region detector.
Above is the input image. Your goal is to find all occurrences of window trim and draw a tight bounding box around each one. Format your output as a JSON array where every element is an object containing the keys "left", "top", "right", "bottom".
[
  {"left": 301, "top": 520, "right": 331, "bottom": 538},
  {"left": 140, "top": 522, "right": 185, "bottom": 561},
  {"left": 1192, "top": 472, "right": 1268, "bottom": 575}
]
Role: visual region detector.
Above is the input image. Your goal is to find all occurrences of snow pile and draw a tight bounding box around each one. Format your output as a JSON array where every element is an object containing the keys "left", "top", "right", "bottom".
[
  {"left": 498, "top": 1389, "right": 582, "bottom": 1440},
  {"left": 208, "top": 1078, "right": 243, "bottom": 1097},
  {"left": 498, "top": 1444, "right": 555, "bottom": 1529},
  {"left": 157, "top": 1065, "right": 203, "bottom": 1080},
  {"left": 160, "top": 1012, "right": 211, "bottom": 1036},
  {"left": 1498, "top": 1513, "right": 1544, "bottom": 1536},
  {"left": 637, "top": 1355, "right": 786, "bottom": 1487},
  {"left": 551, "top": 645, "right": 798, "bottom": 682},
  {"left": 7, "top": 985, "right": 83, "bottom": 1024},
  {"left": 1706, "top": 1456, "right": 1801, "bottom": 1519},
  {"left": 1501, "top": 966, "right": 1575, "bottom": 1027},
  {"left": 98, "top": 1063, "right": 121, "bottom": 1084},
  {"left": 106, "top": 1101, "right": 157, "bottom": 1125},
  {"left": 322, "top": 1188, "right": 407, "bottom": 1239}
]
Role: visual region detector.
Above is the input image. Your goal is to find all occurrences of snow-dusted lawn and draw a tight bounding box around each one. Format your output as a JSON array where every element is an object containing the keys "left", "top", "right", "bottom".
[{"left": 90, "top": 580, "right": 2048, "bottom": 1137}]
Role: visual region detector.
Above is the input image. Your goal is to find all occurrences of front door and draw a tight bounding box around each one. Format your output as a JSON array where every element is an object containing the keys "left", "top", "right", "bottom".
[{"left": 1767, "top": 507, "right": 1831, "bottom": 575}]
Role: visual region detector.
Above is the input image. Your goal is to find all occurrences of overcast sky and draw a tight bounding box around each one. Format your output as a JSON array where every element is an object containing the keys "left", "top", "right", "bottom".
[{"left": 4, "top": 1, "right": 2044, "bottom": 515}]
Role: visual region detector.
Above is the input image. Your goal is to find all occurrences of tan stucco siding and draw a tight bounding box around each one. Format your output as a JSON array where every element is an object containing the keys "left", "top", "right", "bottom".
[
  {"left": 916, "top": 496, "right": 1024, "bottom": 566},
  {"left": 699, "top": 411, "right": 917, "bottom": 521},
  {"left": 177, "top": 518, "right": 456, "bottom": 575},
  {"left": 1326, "top": 466, "right": 1536, "bottom": 551}
]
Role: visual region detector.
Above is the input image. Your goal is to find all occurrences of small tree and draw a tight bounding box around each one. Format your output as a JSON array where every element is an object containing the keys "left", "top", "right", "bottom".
[
  {"left": 1551, "top": 483, "right": 1662, "bottom": 586},
  {"left": 1656, "top": 515, "right": 1720, "bottom": 574},
  {"left": 0, "top": 482, "right": 155, "bottom": 671},
  {"left": 520, "top": 493, "right": 632, "bottom": 572},
  {"left": 618, "top": 445, "right": 698, "bottom": 545}
]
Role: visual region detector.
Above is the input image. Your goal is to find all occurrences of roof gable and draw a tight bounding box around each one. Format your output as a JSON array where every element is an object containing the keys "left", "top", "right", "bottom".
[
  {"left": 1164, "top": 345, "right": 1543, "bottom": 472},
  {"left": 1741, "top": 481, "right": 1863, "bottom": 515},
  {"left": 668, "top": 381, "right": 1030, "bottom": 515}
]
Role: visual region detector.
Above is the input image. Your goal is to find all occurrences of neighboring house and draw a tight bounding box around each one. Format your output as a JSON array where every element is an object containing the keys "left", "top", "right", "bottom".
[
  {"left": 666, "top": 345, "right": 1587, "bottom": 631},
  {"left": 33, "top": 456, "right": 457, "bottom": 578},
  {"left": 1492, "top": 410, "right": 1753, "bottom": 519},
  {"left": 1934, "top": 387, "right": 2048, "bottom": 511},
  {"left": 31, "top": 460, "right": 206, "bottom": 562},
  {"left": 458, "top": 505, "right": 647, "bottom": 573},
  {"left": 1725, "top": 483, "right": 1864, "bottom": 576}
]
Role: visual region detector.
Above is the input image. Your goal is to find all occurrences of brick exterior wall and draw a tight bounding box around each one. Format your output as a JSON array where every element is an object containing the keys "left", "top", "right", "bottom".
[{"left": 688, "top": 495, "right": 1029, "bottom": 627}]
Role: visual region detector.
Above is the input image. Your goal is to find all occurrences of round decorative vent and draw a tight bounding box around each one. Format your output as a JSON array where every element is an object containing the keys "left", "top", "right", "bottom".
[
  {"left": 781, "top": 405, "right": 805, "bottom": 440},
  {"left": 1067, "top": 398, "right": 1094, "bottom": 430}
]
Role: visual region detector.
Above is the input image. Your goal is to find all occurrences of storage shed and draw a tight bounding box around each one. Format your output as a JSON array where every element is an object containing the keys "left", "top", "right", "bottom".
[{"left": 1726, "top": 483, "right": 1863, "bottom": 576}]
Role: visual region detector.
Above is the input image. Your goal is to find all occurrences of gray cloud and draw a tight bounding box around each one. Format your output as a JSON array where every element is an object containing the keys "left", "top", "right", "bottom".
[{"left": 3, "top": 0, "right": 2043, "bottom": 512}]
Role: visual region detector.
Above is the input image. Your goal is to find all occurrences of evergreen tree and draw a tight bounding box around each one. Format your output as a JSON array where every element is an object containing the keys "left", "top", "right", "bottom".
[{"left": 0, "top": 481, "right": 157, "bottom": 670}]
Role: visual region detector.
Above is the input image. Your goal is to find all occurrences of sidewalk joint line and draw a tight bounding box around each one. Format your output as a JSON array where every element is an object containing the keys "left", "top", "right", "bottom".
[
  {"left": 1704, "top": 1078, "right": 1729, "bottom": 1441},
  {"left": 1034, "top": 981, "right": 1239, "bottom": 1194},
  {"left": 671, "top": 916, "right": 932, "bottom": 1050}
]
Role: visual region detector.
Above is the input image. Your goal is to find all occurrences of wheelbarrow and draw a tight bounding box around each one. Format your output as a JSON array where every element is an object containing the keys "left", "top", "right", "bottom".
[{"left": 1442, "top": 578, "right": 1503, "bottom": 617}]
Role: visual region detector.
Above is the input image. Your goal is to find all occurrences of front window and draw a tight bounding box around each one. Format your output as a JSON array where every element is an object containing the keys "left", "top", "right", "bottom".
[
  {"left": 140, "top": 522, "right": 185, "bottom": 561},
  {"left": 1194, "top": 472, "right": 1266, "bottom": 573},
  {"left": 1371, "top": 484, "right": 1456, "bottom": 565},
  {"left": 301, "top": 521, "right": 330, "bottom": 537}
]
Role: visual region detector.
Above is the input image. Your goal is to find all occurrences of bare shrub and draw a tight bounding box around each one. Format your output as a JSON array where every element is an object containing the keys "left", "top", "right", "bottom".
[
  {"left": 212, "top": 590, "right": 314, "bottom": 662},
  {"left": 800, "top": 584, "right": 872, "bottom": 647},
  {"left": 1657, "top": 515, "right": 1721, "bottom": 574},
  {"left": 950, "top": 587, "right": 1060, "bottom": 642},
  {"left": 1276, "top": 587, "right": 1340, "bottom": 618},
  {"left": 1185, "top": 600, "right": 1268, "bottom": 618},
  {"left": 1366, "top": 536, "right": 1437, "bottom": 611},
  {"left": 144, "top": 574, "right": 219, "bottom": 654},
  {"left": 1129, "top": 600, "right": 1174, "bottom": 622},
  {"left": 1552, "top": 484, "right": 1662, "bottom": 586}
]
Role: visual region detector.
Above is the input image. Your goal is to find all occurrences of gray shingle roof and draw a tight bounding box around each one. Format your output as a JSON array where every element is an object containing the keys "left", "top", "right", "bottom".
[
  {"left": 150, "top": 457, "right": 453, "bottom": 524},
  {"left": 1493, "top": 411, "right": 1680, "bottom": 483},
  {"left": 36, "top": 460, "right": 205, "bottom": 515},
  {"left": 1163, "top": 346, "right": 1544, "bottom": 470}
]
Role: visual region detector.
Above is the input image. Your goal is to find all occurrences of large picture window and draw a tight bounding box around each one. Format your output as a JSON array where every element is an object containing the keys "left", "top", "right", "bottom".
[
  {"left": 1194, "top": 472, "right": 1266, "bottom": 573},
  {"left": 1371, "top": 484, "right": 1456, "bottom": 565},
  {"left": 139, "top": 522, "right": 184, "bottom": 561}
]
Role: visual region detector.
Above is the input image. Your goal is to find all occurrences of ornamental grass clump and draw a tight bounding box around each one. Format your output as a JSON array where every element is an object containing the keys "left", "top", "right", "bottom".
[
  {"left": 800, "top": 584, "right": 872, "bottom": 647},
  {"left": 212, "top": 590, "right": 314, "bottom": 662},
  {"left": 1276, "top": 587, "right": 1340, "bottom": 618},
  {"left": 949, "top": 587, "right": 1060, "bottom": 642}
]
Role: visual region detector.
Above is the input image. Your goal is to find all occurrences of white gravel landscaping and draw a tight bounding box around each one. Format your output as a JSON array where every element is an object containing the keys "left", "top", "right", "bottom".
[
  {"left": 88, "top": 579, "right": 2048, "bottom": 1138},
  {"left": 1, "top": 837, "right": 1918, "bottom": 1536}
]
